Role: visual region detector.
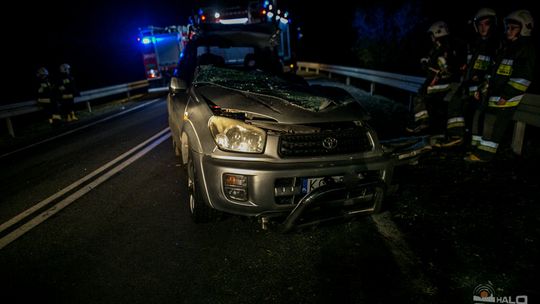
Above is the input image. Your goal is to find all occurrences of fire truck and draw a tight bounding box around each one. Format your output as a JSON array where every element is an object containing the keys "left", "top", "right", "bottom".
[
  {"left": 195, "top": 1, "right": 294, "bottom": 70},
  {"left": 138, "top": 25, "right": 190, "bottom": 82},
  {"left": 138, "top": 1, "right": 295, "bottom": 83}
]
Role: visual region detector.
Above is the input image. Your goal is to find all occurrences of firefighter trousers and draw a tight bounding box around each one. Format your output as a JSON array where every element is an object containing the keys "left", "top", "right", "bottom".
[
  {"left": 471, "top": 105, "right": 517, "bottom": 160},
  {"left": 410, "top": 91, "right": 449, "bottom": 135},
  {"left": 445, "top": 85, "right": 468, "bottom": 138}
]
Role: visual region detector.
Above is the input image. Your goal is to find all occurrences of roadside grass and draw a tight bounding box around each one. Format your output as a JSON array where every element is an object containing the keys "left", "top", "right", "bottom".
[{"left": 387, "top": 144, "right": 540, "bottom": 302}]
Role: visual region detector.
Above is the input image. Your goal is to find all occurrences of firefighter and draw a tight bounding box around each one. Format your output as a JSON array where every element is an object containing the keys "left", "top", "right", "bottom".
[
  {"left": 36, "top": 67, "right": 61, "bottom": 124},
  {"left": 464, "top": 10, "right": 536, "bottom": 162},
  {"left": 57, "top": 63, "right": 79, "bottom": 122},
  {"left": 407, "top": 21, "right": 466, "bottom": 139},
  {"left": 435, "top": 8, "right": 501, "bottom": 148}
]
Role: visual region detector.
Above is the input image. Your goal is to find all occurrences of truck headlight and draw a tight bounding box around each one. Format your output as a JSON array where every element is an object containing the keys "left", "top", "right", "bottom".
[{"left": 209, "top": 116, "right": 266, "bottom": 153}]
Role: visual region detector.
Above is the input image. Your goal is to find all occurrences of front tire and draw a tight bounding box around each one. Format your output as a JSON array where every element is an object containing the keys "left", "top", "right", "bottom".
[{"left": 186, "top": 151, "right": 220, "bottom": 223}]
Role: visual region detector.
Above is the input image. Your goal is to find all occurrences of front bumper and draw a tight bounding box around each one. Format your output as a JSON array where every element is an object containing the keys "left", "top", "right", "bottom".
[
  {"left": 193, "top": 152, "right": 392, "bottom": 217},
  {"left": 281, "top": 180, "right": 385, "bottom": 232}
]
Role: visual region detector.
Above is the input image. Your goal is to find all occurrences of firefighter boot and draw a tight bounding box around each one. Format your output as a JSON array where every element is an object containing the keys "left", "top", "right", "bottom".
[
  {"left": 70, "top": 111, "right": 78, "bottom": 121},
  {"left": 51, "top": 114, "right": 62, "bottom": 124},
  {"left": 463, "top": 153, "right": 489, "bottom": 163}
]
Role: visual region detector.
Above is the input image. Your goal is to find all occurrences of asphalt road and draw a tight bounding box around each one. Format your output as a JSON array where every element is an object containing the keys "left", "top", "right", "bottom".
[{"left": 0, "top": 96, "right": 421, "bottom": 303}]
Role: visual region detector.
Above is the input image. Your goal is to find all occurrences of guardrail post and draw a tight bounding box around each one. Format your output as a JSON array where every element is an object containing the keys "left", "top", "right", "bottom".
[
  {"left": 328, "top": 72, "right": 332, "bottom": 79},
  {"left": 370, "top": 82, "right": 375, "bottom": 96},
  {"left": 127, "top": 90, "right": 131, "bottom": 101},
  {"left": 86, "top": 101, "right": 92, "bottom": 113},
  {"left": 346, "top": 77, "right": 350, "bottom": 86},
  {"left": 316, "top": 68, "right": 319, "bottom": 75},
  {"left": 5, "top": 117, "right": 15, "bottom": 138}
]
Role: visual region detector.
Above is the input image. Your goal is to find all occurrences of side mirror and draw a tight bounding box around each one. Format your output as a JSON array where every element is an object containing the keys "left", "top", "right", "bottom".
[{"left": 169, "top": 77, "right": 187, "bottom": 94}]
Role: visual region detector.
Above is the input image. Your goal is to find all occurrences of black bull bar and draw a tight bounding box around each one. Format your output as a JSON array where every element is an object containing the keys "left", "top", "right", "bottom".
[{"left": 279, "top": 180, "right": 385, "bottom": 233}]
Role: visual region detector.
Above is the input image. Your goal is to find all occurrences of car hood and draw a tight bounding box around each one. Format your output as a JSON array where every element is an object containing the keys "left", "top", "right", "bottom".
[{"left": 193, "top": 67, "right": 369, "bottom": 124}]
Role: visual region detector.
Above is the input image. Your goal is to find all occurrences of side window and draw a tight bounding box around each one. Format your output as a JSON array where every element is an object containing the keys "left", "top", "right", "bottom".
[
  {"left": 196, "top": 46, "right": 255, "bottom": 66},
  {"left": 197, "top": 53, "right": 225, "bottom": 66}
]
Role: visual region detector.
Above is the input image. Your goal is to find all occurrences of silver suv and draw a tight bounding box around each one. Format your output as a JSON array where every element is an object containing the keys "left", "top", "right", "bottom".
[{"left": 167, "top": 23, "right": 428, "bottom": 231}]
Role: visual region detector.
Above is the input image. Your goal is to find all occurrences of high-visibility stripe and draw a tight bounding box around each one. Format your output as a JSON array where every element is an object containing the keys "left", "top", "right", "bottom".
[
  {"left": 427, "top": 84, "right": 450, "bottom": 94},
  {"left": 488, "top": 95, "right": 522, "bottom": 108},
  {"left": 477, "top": 55, "right": 490, "bottom": 61},
  {"left": 62, "top": 94, "right": 74, "bottom": 99},
  {"left": 37, "top": 98, "right": 51, "bottom": 103},
  {"left": 447, "top": 117, "right": 465, "bottom": 128},
  {"left": 414, "top": 110, "right": 429, "bottom": 121},
  {"left": 480, "top": 139, "right": 498, "bottom": 148},
  {"left": 478, "top": 139, "right": 498, "bottom": 153},
  {"left": 448, "top": 122, "right": 465, "bottom": 129},
  {"left": 471, "top": 135, "right": 481, "bottom": 146},
  {"left": 447, "top": 117, "right": 464, "bottom": 124},
  {"left": 489, "top": 100, "right": 520, "bottom": 107},
  {"left": 508, "top": 78, "right": 531, "bottom": 92}
]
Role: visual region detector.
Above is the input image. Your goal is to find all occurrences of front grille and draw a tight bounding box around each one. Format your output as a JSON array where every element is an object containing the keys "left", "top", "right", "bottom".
[{"left": 278, "top": 127, "right": 372, "bottom": 157}]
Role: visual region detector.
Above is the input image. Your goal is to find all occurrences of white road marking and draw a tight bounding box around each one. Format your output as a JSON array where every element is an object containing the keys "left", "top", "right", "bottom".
[
  {"left": 0, "top": 128, "right": 171, "bottom": 250},
  {"left": 371, "top": 211, "right": 437, "bottom": 296}
]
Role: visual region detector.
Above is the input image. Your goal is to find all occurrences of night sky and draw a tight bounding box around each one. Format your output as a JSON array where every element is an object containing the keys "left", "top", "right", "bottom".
[{"left": 4, "top": 0, "right": 537, "bottom": 104}]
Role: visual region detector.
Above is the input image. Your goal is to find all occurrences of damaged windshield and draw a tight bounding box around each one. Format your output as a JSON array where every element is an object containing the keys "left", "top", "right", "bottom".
[{"left": 193, "top": 65, "right": 355, "bottom": 111}]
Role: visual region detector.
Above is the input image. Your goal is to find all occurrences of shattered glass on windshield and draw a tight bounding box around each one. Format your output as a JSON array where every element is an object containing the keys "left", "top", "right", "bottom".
[{"left": 194, "top": 66, "right": 355, "bottom": 111}]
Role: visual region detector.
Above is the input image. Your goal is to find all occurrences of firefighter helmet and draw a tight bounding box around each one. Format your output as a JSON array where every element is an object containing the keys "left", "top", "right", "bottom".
[
  {"left": 36, "top": 67, "right": 49, "bottom": 78},
  {"left": 505, "top": 9, "right": 534, "bottom": 37},
  {"left": 473, "top": 8, "right": 497, "bottom": 33},
  {"left": 428, "top": 21, "right": 449, "bottom": 38},
  {"left": 59, "top": 63, "right": 71, "bottom": 74}
]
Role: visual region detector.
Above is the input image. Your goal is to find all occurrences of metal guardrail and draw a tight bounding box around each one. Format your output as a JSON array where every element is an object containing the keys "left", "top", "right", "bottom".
[
  {"left": 298, "top": 61, "right": 424, "bottom": 95},
  {"left": 0, "top": 80, "right": 149, "bottom": 137},
  {"left": 297, "top": 61, "right": 540, "bottom": 155}
]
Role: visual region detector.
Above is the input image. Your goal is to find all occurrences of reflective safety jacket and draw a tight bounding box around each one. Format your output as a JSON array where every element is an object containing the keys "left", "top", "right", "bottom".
[
  {"left": 422, "top": 36, "right": 466, "bottom": 95},
  {"left": 37, "top": 78, "right": 54, "bottom": 104},
  {"left": 464, "top": 35, "right": 501, "bottom": 96},
  {"left": 57, "top": 73, "right": 79, "bottom": 101},
  {"left": 488, "top": 37, "right": 536, "bottom": 108}
]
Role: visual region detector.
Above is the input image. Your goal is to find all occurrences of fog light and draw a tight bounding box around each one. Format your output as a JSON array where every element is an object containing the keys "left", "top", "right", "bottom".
[
  {"left": 223, "top": 174, "right": 248, "bottom": 201},
  {"left": 224, "top": 174, "right": 247, "bottom": 187},
  {"left": 224, "top": 188, "right": 247, "bottom": 201}
]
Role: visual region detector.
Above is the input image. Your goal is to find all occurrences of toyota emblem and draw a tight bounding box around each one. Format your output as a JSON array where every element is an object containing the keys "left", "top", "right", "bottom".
[{"left": 322, "top": 137, "right": 338, "bottom": 149}]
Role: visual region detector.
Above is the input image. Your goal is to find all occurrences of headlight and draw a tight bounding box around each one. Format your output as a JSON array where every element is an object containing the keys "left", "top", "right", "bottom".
[{"left": 208, "top": 116, "right": 266, "bottom": 153}]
